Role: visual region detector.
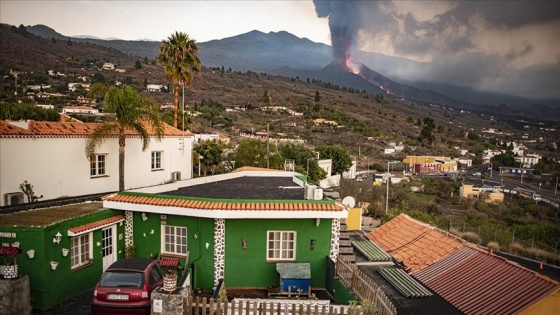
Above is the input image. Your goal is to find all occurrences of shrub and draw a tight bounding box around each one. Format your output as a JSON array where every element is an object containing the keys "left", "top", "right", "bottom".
[
  {"left": 487, "top": 241, "right": 500, "bottom": 252},
  {"left": 460, "top": 231, "right": 482, "bottom": 244}
]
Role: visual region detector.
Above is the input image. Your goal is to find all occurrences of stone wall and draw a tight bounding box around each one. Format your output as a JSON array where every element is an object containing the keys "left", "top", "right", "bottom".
[{"left": 0, "top": 275, "right": 32, "bottom": 315}]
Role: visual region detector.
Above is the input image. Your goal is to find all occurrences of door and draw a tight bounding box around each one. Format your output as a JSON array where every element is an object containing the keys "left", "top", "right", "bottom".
[{"left": 102, "top": 225, "right": 117, "bottom": 271}]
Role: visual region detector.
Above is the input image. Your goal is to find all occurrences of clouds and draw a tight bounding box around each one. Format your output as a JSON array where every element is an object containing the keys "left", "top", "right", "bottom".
[{"left": 314, "top": 0, "right": 560, "bottom": 100}]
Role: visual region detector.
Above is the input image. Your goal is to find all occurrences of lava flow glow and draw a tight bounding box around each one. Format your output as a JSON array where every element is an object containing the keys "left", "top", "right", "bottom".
[{"left": 344, "top": 55, "right": 361, "bottom": 74}]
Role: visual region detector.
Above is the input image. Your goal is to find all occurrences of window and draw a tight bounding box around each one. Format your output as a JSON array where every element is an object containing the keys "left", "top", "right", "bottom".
[
  {"left": 151, "top": 151, "right": 162, "bottom": 170},
  {"left": 71, "top": 233, "right": 92, "bottom": 269},
  {"left": 267, "top": 231, "right": 296, "bottom": 261},
  {"left": 90, "top": 154, "right": 107, "bottom": 177},
  {"left": 162, "top": 225, "right": 187, "bottom": 255}
]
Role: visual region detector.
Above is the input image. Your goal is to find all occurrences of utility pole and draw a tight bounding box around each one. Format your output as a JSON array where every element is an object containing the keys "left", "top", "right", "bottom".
[
  {"left": 555, "top": 176, "right": 558, "bottom": 195},
  {"left": 266, "top": 123, "right": 270, "bottom": 169}
]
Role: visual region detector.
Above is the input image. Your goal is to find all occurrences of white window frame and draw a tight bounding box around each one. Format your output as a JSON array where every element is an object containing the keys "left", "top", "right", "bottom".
[
  {"left": 70, "top": 232, "right": 93, "bottom": 269},
  {"left": 161, "top": 225, "right": 187, "bottom": 256},
  {"left": 266, "top": 230, "right": 297, "bottom": 261},
  {"left": 151, "top": 151, "right": 163, "bottom": 170},
  {"left": 90, "top": 153, "right": 107, "bottom": 177}
]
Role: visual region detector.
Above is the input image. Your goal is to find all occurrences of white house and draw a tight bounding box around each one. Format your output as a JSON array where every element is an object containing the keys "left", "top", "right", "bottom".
[
  {"left": 0, "top": 120, "right": 193, "bottom": 206},
  {"left": 102, "top": 63, "right": 115, "bottom": 70},
  {"left": 62, "top": 106, "right": 99, "bottom": 115},
  {"left": 146, "top": 84, "right": 166, "bottom": 93},
  {"left": 68, "top": 82, "right": 91, "bottom": 92},
  {"left": 515, "top": 154, "right": 542, "bottom": 167}
]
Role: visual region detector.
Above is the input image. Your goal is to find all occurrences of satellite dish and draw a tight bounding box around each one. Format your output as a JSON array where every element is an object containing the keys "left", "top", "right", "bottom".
[{"left": 341, "top": 196, "right": 356, "bottom": 208}]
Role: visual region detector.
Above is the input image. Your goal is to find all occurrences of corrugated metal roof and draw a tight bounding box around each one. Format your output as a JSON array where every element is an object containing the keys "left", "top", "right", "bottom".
[
  {"left": 352, "top": 240, "right": 392, "bottom": 262},
  {"left": 378, "top": 268, "right": 433, "bottom": 298},
  {"left": 413, "top": 246, "right": 560, "bottom": 315}
]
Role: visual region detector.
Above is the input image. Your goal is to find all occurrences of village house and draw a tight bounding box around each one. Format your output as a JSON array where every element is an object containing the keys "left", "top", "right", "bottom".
[
  {"left": 0, "top": 202, "right": 125, "bottom": 311},
  {"left": 402, "top": 156, "right": 457, "bottom": 173},
  {"left": 459, "top": 184, "right": 504, "bottom": 203},
  {"left": 101, "top": 63, "right": 115, "bottom": 70},
  {"left": 0, "top": 120, "right": 193, "bottom": 206},
  {"left": 515, "top": 153, "right": 542, "bottom": 167},
  {"left": 67, "top": 82, "right": 91, "bottom": 92},
  {"left": 62, "top": 105, "right": 99, "bottom": 115},
  {"left": 101, "top": 167, "right": 349, "bottom": 294},
  {"left": 364, "top": 214, "right": 559, "bottom": 314},
  {"left": 146, "top": 84, "right": 166, "bottom": 93}
]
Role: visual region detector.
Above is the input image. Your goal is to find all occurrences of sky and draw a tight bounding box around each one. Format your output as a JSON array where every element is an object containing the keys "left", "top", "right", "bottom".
[{"left": 2, "top": 0, "right": 560, "bottom": 101}]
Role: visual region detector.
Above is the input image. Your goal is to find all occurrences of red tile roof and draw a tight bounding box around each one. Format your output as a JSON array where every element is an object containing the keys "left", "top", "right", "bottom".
[
  {"left": 103, "top": 194, "right": 344, "bottom": 212},
  {"left": 413, "top": 246, "right": 560, "bottom": 315},
  {"left": 68, "top": 215, "right": 125, "bottom": 236},
  {"left": 366, "top": 214, "right": 463, "bottom": 272},
  {"left": 368, "top": 214, "right": 560, "bottom": 314},
  {"left": 0, "top": 120, "right": 191, "bottom": 138}
]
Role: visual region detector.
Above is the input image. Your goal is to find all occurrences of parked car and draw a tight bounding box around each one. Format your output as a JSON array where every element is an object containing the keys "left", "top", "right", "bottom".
[{"left": 91, "top": 258, "right": 164, "bottom": 315}]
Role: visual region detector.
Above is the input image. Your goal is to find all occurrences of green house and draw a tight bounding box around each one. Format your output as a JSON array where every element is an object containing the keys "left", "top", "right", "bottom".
[
  {"left": 0, "top": 202, "right": 125, "bottom": 310},
  {"left": 102, "top": 168, "right": 349, "bottom": 291}
]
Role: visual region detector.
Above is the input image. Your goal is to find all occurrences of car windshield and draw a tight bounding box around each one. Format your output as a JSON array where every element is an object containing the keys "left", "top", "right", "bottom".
[{"left": 99, "top": 271, "right": 144, "bottom": 288}]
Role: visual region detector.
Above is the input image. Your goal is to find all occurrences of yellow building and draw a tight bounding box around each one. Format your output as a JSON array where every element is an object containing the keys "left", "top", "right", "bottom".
[
  {"left": 460, "top": 184, "right": 504, "bottom": 203},
  {"left": 402, "top": 155, "right": 457, "bottom": 173}
]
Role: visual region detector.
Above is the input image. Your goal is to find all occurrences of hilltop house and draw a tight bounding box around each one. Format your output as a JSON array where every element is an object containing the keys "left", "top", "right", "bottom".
[
  {"left": 62, "top": 105, "right": 99, "bottom": 115},
  {"left": 101, "top": 167, "right": 349, "bottom": 292},
  {"left": 0, "top": 120, "right": 193, "bottom": 206}
]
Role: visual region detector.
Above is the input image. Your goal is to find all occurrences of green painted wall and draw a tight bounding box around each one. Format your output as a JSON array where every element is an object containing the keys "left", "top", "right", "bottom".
[
  {"left": 224, "top": 218, "right": 332, "bottom": 288},
  {"left": 131, "top": 212, "right": 215, "bottom": 290},
  {"left": 0, "top": 209, "right": 124, "bottom": 310},
  {"left": 333, "top": 279, "right": 357, "bottom": 304}
]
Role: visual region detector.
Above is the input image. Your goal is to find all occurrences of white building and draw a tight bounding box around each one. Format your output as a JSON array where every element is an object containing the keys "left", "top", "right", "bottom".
[
  {"left": 62, "top": 106, "right": 99, "bottom": 115},
  {"left": 68, "top": 82, "right": 91, "bottom": 92},
  {"left": 515, "top": 154, "right": 542, "bottom": 167},
  {"left": 146, "top": 84, "right": 166, "bottom": 93},
  {"left": 0, "top": 120, "right": 193, "bottom": 206}
]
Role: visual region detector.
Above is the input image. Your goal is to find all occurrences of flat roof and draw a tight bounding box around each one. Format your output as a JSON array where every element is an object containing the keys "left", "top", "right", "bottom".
[
  {"left": 161, "top": 176, "right": 304, "bottom": 200},
  {"left": 0, "top": 201, "right": 104, "bottom": 227}
]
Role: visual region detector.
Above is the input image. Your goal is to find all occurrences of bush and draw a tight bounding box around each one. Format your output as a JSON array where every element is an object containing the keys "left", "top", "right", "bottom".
[
  {"left": 460, "top": 231, "right": 482, "bottom": 244},
  {"left": 487, "top": 241, "right": 500, "bottom": 252}
]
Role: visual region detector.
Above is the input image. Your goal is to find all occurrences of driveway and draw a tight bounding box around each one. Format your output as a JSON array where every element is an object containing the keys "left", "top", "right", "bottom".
[{"left": 33, "top": 290, "right": 92, "bottom": 315}]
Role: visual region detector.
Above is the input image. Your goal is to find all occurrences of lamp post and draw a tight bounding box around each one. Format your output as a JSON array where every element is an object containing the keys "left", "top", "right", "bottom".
[{"left": 198, "top": 155, "right": 204, "bottom": 176}]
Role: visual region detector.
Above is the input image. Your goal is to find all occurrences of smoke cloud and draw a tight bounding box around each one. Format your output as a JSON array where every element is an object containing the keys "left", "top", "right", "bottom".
[{"left": 313, "top": 0, "right": 560, "bottom": 100}]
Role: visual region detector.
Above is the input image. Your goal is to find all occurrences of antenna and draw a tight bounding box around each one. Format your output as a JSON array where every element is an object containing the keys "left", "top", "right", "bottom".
[{"left": 341, "top": 196, "right": 356, "bottom": 208}]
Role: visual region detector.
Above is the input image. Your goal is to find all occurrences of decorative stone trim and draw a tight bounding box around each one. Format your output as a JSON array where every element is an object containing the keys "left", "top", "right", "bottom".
[
  {"left": 125, "top": 210, "right": 133, "bottom": 247},
  {"left": 213, "top": 218, "right": 225, "bottom": 286},
  {"left": 329, "top": 218, "right": 340, "bottom": 261}
]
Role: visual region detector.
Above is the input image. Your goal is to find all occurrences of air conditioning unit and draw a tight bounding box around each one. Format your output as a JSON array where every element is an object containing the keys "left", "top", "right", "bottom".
[
  {"left": 4, "top": 192, "right": 24, "bottom": 206},
  {"left": 304, "top": 184, "right": 316, "bottom": 200},
  {"left": 313, "top": 188, "right": 323, "bottom": 200},
  {"left": 171, "top": 171, "right": 181, "bottom": 181}
]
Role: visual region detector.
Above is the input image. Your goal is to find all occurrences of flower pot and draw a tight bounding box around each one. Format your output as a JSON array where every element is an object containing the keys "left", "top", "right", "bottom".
[
  {"left": 62, "top": 248, "right": 69, "bottom": 257},
  {"left": 50, "top": 261, "right": 58, "bottom": 270},
  {"left": 27, "top": 249, "right": 35, "bottom": 259}
]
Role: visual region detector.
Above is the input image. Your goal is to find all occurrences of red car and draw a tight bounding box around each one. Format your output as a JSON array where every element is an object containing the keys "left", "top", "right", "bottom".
[{"left": 91, "top": 258, "right": 164, "bottom": 315}]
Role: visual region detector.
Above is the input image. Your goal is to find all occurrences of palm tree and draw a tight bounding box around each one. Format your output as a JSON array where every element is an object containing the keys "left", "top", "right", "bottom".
[
  {"left": 85, "top": 85, "right": 164, "bottom": 191},
  {"left": 157, "top": 31, "right": 201, "bottom": 128}
]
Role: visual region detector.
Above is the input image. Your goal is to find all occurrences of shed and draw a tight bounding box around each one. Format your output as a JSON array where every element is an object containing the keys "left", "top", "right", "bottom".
[{"left": 276, "top": 262, "right": 311, "bottom": 294}]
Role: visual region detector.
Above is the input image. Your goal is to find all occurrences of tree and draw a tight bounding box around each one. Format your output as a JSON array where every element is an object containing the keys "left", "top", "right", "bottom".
[
  {"left": 157, "top": 31, "right": 201, "bottom": 128},
  {"left": 67, "top": 38, "right": 72, "bottom": 46},
  {"left": 135, "top": 60, "right": 142, "bottom": 70},
  {"left": 85, "top": 85, "right": 164, "bottom": 191},
  {"left": 314, "top": 90, "right": 321, "bottom": 103},
  {"left": 418, "top": 117, "right": 436, "bottom": 145},
  {"left": 194, "top": 140, "right": 224, "bottom": 175},
  {"left": 261, "top": 89, "right": 271, "bottom": 105},
  {"left": 87, "top": 83, "right": 108, "bottom": 101},
  {"left": 233, "top": 138, "right": 282, "bottom": 169},
  {"left": 278, "top": 143, "right": 326, "bottom": 184},
  {"left": 316, "top": 145, "right": 352, "bottom": 175},
  {"left": 491, "top": 151, "right": 520, "bottom": 168}
]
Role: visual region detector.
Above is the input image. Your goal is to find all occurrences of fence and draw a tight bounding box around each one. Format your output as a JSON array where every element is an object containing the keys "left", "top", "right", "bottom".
[
  {"left": 335, "top": 256, "right": 397, "bottom": 315},
  {"left": 184, "top": 256, "right": 397, "bottom": 315},
  {"left": 185, "top": 296, "right": 385, "bottom": 315}
]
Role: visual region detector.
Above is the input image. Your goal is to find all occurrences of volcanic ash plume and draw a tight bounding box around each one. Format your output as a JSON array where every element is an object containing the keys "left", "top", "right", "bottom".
[{"left": 313, "top": 0, "right": 364, "bottom": 73}]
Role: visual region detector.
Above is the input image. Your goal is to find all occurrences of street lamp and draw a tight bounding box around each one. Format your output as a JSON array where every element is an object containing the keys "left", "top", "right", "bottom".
[{"left": 198, "top": 155, "right": 204, "bottom": 176}]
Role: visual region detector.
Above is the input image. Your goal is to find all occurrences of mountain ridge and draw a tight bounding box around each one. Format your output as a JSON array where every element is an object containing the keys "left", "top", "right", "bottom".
[{"left": 21, "top": 23, "right": 560, "bottom": 121}]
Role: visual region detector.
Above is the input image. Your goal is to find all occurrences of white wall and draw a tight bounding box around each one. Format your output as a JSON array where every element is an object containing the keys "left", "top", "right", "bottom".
[{"left": 0, "top": 136, "right": 192, "bottom": 206}]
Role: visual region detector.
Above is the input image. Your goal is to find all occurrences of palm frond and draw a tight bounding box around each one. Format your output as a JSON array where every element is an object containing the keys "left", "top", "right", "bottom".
[{"left": 85, "top": 123, "right": 118, "bottom": 159}]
